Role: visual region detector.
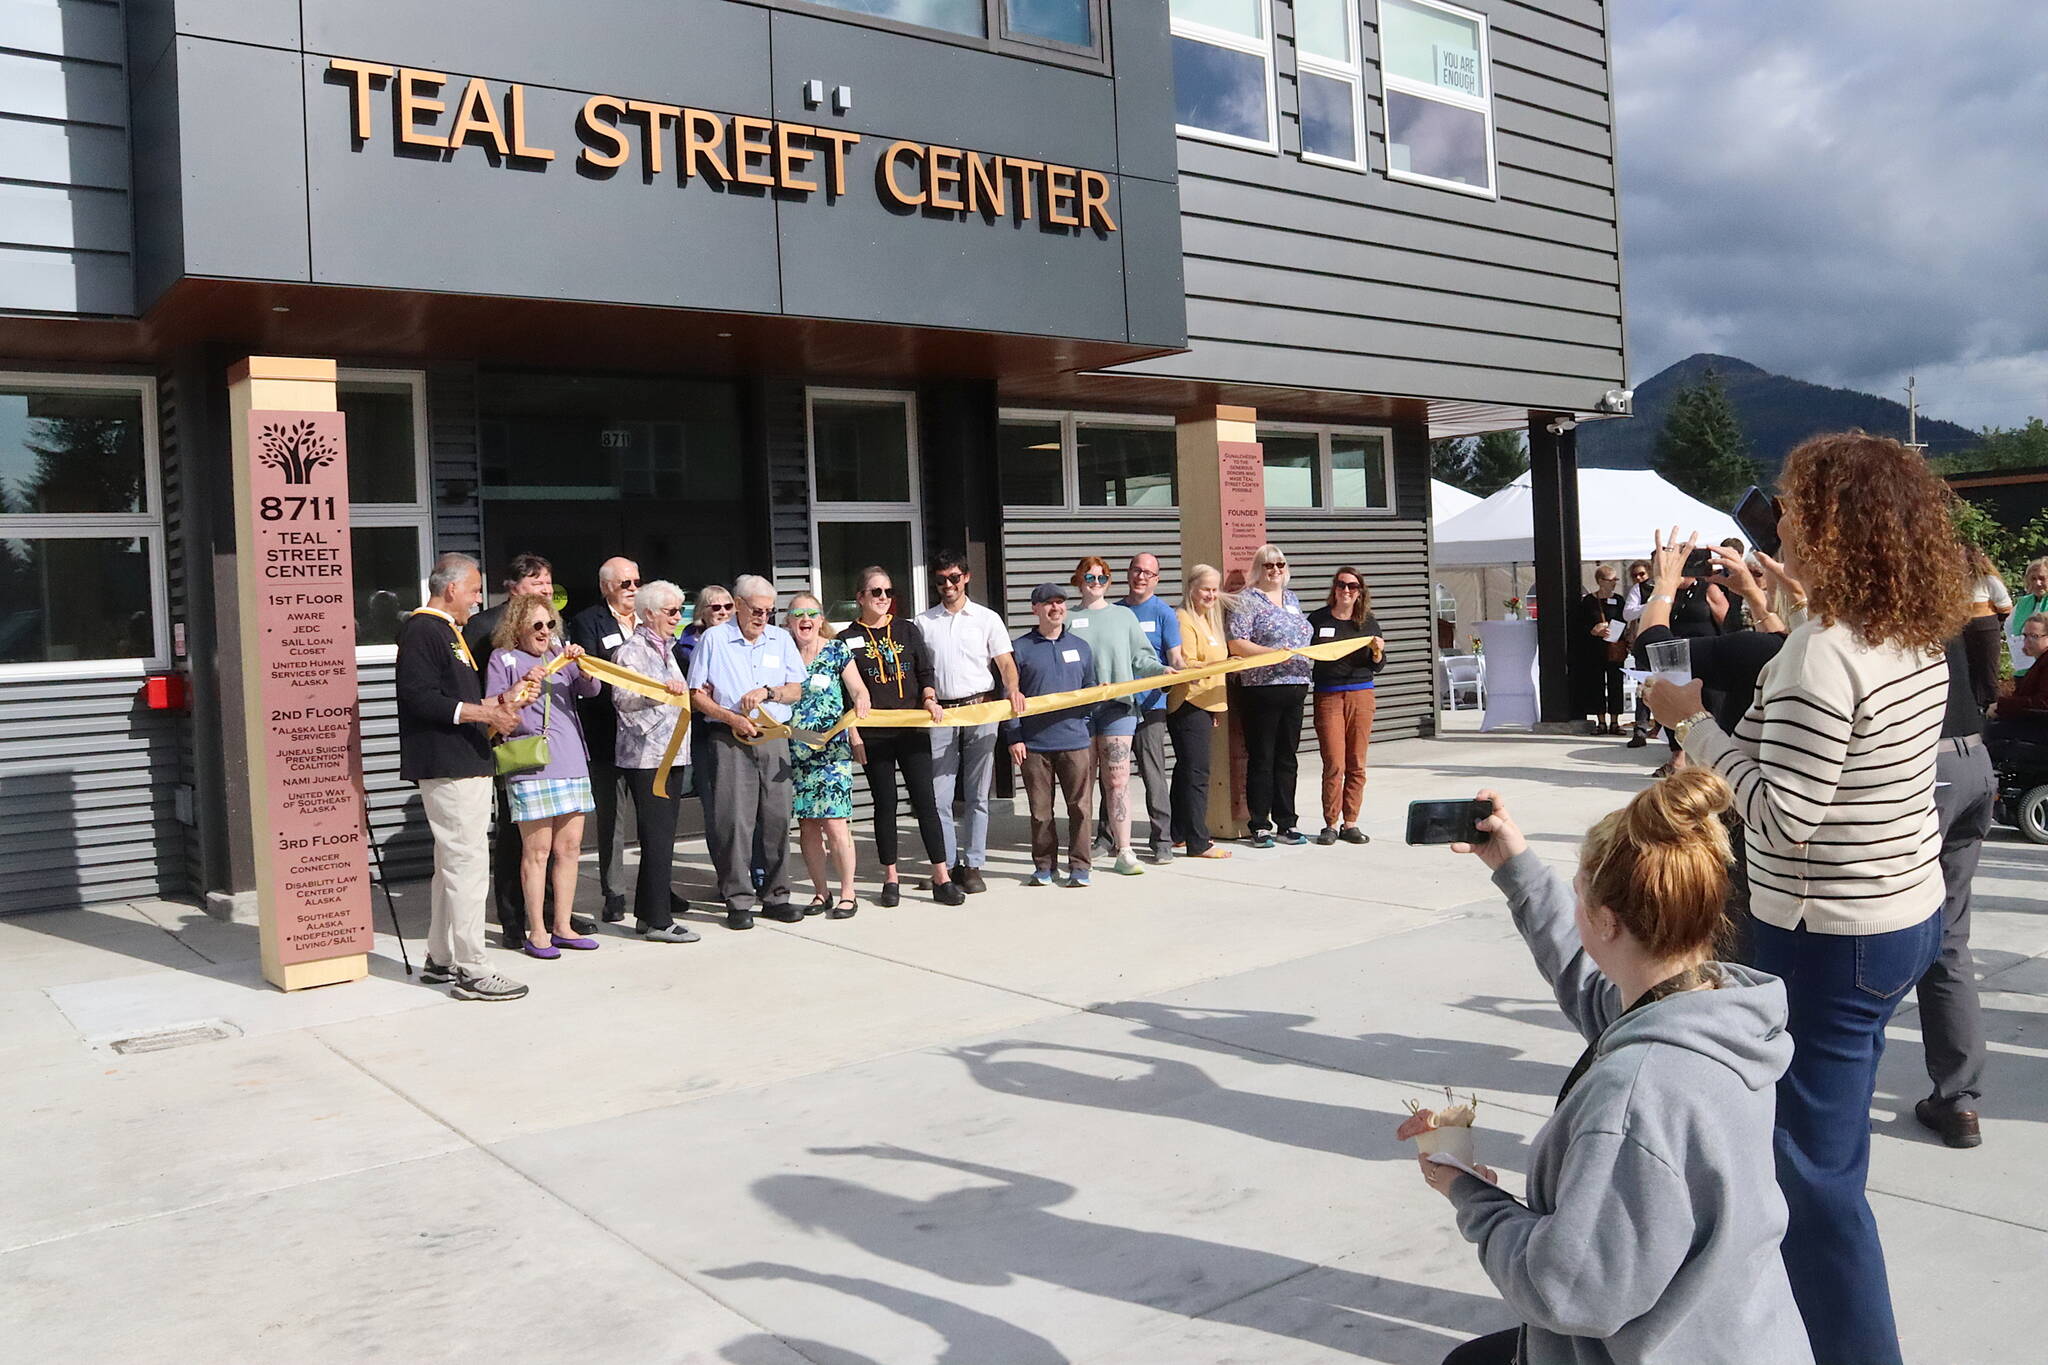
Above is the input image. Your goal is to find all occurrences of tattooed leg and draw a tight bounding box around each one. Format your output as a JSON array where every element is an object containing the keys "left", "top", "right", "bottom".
[{"left": 1099, "top": 735, "right": 1134, "bottom": 852}]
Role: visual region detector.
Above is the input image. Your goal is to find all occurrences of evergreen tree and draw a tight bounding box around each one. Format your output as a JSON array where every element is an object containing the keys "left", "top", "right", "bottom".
[
  {"left": 1467, "top": 429, "right": 1529, "bottom": 496},
  {"left": 1430, "top": 436, "right": 1476, "bottom": 489},
  {"left": 1653, "top": 366, "right": 1761, "bottom": 505}
]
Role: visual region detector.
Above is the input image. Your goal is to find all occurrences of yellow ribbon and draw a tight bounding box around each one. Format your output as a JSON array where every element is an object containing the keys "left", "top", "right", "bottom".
[{"left": 543, "top": 635, "right": 1377, "bottom": 798}]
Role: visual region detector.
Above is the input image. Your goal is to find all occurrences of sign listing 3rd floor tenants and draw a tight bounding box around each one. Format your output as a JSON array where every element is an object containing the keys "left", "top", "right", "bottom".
[{"left": 243, "top": 409, "right": 373, "bottom": 963}]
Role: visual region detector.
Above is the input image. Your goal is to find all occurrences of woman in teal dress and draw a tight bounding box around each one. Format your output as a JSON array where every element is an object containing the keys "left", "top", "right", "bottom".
[{"left": 787, "top": 593, "right": 871, "bottom": 918}]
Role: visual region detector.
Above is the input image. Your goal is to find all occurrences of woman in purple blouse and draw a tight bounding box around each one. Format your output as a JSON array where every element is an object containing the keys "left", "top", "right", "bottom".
[
  {"left": 1225, "top": 544, "right": 1313, "bottom": 848},
  {"left": 486, "top": 594, "right": 601, "bottom": 959}
]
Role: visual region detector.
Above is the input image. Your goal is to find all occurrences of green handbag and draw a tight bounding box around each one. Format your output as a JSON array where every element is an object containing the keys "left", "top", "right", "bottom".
[{"left": 493, "top": 669, "right": 552, "bottom": 778}]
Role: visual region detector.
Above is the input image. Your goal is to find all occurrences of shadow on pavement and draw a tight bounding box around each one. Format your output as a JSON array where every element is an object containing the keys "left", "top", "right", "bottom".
[
  {"left": 747, "top": 1145, "right": 1514, "bottom": 1361},
  {"left": 708, "top": 1263, "right": 1071, "bottom": 1364}
]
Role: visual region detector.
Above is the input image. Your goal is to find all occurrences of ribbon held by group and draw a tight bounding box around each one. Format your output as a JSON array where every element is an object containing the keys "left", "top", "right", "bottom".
[{"left": 546, "top": 635, "right": 1381, "bottom": 799}]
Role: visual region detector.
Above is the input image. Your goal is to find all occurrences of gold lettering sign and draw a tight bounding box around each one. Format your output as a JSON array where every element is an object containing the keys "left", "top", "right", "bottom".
[{"left": 328, "top": 58, "right": 1117, "bottom": 233}]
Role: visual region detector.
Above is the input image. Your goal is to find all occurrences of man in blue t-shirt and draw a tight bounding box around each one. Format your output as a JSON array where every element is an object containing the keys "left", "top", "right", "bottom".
[{"left": 1104, "top": 552, "right": 1184, "bottom": 863}]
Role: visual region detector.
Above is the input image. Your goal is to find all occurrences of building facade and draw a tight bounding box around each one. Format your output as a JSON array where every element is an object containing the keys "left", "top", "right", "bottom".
[{"left": 0, "top": 0, "right": 1626, "bottom": 913}]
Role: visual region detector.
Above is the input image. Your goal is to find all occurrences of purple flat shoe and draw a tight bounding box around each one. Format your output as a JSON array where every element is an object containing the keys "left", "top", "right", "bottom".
[
  {"left": 522, "top": 938, "right": 562, "bottom": 960},
  {"left": 550, "top": 934, "right": 599, "bottom": 951}
]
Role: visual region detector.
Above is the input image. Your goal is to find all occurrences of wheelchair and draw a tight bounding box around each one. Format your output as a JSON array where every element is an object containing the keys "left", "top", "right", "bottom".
[{"left": 1991, "top": 726, "right": 2048, "bottom": 845}]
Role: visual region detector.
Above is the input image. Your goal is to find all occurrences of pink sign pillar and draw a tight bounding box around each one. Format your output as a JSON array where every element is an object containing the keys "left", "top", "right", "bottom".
[
  {"left": 1176, "top": 405, "right": 1264, "bottom": 839},
  {"left": 227, "top": 357, "right": 373, "bottom": 992}
]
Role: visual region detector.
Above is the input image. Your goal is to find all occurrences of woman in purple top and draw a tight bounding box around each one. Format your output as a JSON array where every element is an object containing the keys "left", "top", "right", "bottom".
[
  {"left": 1226, "top": 543, "right": 1313, "bottom": 848},
  {"left": 486, "top": 594, "right": 601, "bottom": 959}
]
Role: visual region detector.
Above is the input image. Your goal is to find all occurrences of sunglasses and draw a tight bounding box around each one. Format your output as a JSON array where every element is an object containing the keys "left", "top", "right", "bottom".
[
  {"left": 653, "top": 606, "right": 682, "bottom": 616},
  {"left": 614, "top": 578, "right": 641, "bottom": 590},
  {"left": 531, "top": 619, "right": 558, "bottom": 631},
  {"left": 935, "top": 572, "right": 967, "bottom": 585},
  {"left": 705, "top": 602, "right": 734, "bottom": 613},
  {"left": 787, "top": 608, "right": 823, "bottom": 620},
  {"left": 1334, "top": 581, "right": 1362, "bottom": 591},
  {"left": 1262, "top": 560, "right": 1287, "bottom": 570},
  {"left": 862, "top": 587, "right": 894, "bottom": 598},
  {"left": 1082, "top": 573, "right": 1109, "bottom": 585}
]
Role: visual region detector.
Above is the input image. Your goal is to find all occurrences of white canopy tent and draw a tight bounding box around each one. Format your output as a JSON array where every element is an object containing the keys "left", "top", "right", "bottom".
[
  {"left": 1430, "top": 478, "right": 1482, "bottom": 522},
  {"left": 1431, "top": 470, "right": 1744, "bottom": 649}
]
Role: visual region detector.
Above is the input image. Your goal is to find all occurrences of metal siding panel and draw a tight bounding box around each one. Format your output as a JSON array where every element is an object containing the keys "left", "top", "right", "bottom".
[
  {"left": 427, "top": 367, "right": 484, "bottom": 558},
  {"left": 766, "top": 381, "right": 812, "bottom": 593},
  {"left": 1494, "top": 128, "right": 1613, "bottom": 189},
  {"left": 1109, "top": 0, "right": 1178, "bottom": 185},
  {"left": 168, "top": 0, "right": 300, "bottom": 50},
  {"left": 1489, "top": 30, "right": 1610, "bottom": 96},
  {"left": 0, "top": 180, "right": 134, "bottom": 254},
  {"left": 0, "top": 0, "right": 126, "bottom": 64},
  {"left": 0, "top": 49, "right": 126, "bottom": 125},
  {"left": 1187, "top": 297, "right": 1625, "bottom": 380},
  {"left": 173, "top": 38, "right": 308, "bottom": 283},
  {"left": 0, "top": 113, "right": 129, "bottom": 188},
  {"left": 0, "top": 242, "right": 133, "bottom": 313},
  {"left": 1492, "top": 61, "right": 1611, "bottom": 127},
  {"left": 1139, "top": 339, "right": 1622, "bottom": 411},
  {"left": 1117, "top": 174, "right": 1187, "bottom": 347}
]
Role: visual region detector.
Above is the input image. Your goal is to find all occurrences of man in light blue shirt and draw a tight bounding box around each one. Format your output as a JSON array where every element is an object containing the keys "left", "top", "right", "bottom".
[
  {"left": 1112, "top": 552, "right": 1184, "bottom": 863},
  {"left": 688, "top": 574, "right": 805, "bottom": 928}
]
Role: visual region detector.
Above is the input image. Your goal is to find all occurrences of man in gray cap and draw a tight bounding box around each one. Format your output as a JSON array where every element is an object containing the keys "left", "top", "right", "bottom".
[{"left": 1003, "top": 583, "right": 1097, "bottom": 888}]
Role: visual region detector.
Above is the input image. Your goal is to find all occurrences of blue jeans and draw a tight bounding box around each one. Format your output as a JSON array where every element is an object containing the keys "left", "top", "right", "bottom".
[{"left": 1751, "top": 910, "right": 1941, "bottom": 1365}]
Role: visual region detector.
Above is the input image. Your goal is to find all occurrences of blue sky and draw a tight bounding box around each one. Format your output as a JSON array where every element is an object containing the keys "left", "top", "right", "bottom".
[{"left": 1609, "top": 0, "right": 2047, "bottom": 430}]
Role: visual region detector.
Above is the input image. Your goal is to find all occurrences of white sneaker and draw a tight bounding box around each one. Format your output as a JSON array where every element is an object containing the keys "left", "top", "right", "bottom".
[
  {"left": 1113, "top": 850, "right": 1145, "bottom": 876},
  {"left": 450, "top": 970, "right": 529, "bottom": 1002}
]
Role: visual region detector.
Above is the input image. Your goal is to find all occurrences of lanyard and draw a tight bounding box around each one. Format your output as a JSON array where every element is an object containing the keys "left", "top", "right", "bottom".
[
  {"left": 417, "top": 608, "right": 474, "bottom": 671},
  {"left": 1556, "top": 964, "right": 1716, "bottom": 1106}
]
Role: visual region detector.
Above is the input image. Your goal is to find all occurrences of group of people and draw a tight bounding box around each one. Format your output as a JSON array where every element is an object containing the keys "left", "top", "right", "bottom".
[
  {"left": 392, "top": 543, "right": 1386, "bottom": 1000},
  {"left": 1422, "top": 432, "right": 2010, "bottom": 1365}
]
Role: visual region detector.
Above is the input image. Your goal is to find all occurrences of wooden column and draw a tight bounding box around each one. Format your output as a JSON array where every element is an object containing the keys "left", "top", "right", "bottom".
[
  {"left": 1177, "top": 403, "right": 1262, "bottom": 839},
  {"left": 227, "top": 357, "right": 373, "bottom": 991}
]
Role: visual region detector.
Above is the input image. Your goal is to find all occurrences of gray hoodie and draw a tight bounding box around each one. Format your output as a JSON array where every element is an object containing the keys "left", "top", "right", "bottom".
[{"left": 1450, "top": 849, "right": 1813, "bottom": 1365}]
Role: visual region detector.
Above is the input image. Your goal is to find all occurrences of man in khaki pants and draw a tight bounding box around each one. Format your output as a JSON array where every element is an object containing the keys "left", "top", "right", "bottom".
[{"left": 395, "top": 553, "right": 530, "bottom": 1001}]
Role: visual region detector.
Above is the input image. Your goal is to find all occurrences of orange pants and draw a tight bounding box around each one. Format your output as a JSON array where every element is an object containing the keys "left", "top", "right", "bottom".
[{"left": 1313, "top": 688, "right": 1376, "bottom": 827}]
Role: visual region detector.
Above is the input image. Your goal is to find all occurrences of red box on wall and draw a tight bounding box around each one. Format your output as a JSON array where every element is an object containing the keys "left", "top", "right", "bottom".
[{"left": 143, "top": 672, "right": 189, "bottom": 712}]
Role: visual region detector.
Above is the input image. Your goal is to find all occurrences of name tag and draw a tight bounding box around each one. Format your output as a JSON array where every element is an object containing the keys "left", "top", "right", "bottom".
[
  {"left": 499, "top": 652, "right": 517, "bottom": 666},
  {"left": 761, "top": 653, "right": 781, "bottom": 669},
  {"left": 1285, "top": 604, "right": 1302, "bottom": 615},
  {"left": 841, "top": 632, "right": 863, "bottom": 647},
  {"left": 1141, "top": 620, "right": 1156, "bottom": 633},
  {"left": 808, "top": 674, "right": 833, "bottom": 690},
  {"left": 601, "top": 632, "right": 623, "bottom": 650},
  {"left": 1318, "top": 627, "right": 1335, "bottom": 638},
  {"left": 1061, "top": 649, "right": 1080, "bottom": 663}
]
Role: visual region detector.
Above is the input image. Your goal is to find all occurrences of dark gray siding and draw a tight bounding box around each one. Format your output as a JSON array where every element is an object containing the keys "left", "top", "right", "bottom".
[
  {"left": 1120, "top": 0, "right": 1624, "bottom": 412},
  {"left": 0, "top": 0, "right": 134, "bottom": 316}
]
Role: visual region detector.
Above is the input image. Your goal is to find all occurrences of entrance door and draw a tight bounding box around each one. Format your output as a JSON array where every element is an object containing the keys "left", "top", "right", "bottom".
[{"left": 479, "top": 374, "right": 747, "bottom": 615}]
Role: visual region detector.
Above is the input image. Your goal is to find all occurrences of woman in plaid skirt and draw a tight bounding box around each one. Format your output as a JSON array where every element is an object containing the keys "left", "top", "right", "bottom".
[{"left": 486, "top": 594, "right": 602, "bottom": 960}]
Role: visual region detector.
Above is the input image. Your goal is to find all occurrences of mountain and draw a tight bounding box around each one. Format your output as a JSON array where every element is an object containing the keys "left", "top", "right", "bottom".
[{"left": 1575, "top": 354, "right": 1980, "bottom": 479}]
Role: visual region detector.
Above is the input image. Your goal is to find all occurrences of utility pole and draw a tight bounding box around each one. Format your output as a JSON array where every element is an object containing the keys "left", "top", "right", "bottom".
[{"left": 1904, "top": 376, "right": 1927, "bottom": 451}]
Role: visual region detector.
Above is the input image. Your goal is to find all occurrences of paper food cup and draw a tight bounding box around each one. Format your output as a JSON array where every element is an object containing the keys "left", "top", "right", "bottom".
[{"left": 1412, "top": 1124, "right": 1476, "bottom": 1165}]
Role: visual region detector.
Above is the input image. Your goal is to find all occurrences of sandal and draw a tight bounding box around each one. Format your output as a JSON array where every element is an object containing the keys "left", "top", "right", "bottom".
[
  {"left": 804, "top": 895, "right": 829, "bottom": 917},
  {"left": 826, "top": 898, "right": 859, "bottom": 920},
  {"left": 1192, "top": 846, "right": 1233, "bottom": 859}
]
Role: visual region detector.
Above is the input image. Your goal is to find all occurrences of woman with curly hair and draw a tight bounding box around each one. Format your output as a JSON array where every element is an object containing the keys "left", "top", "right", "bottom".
[{"left": 1647, "top": 431, "right": 1967, "bottom": 1365}]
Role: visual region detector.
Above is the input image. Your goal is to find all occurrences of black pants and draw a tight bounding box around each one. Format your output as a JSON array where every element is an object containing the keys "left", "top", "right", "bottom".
[
  {"left": 1444, "top": 1328, "right": 1520, "bottom": 1364},
  {"left": 1918, "top": 738, "right": 1995, "bottom": 1112},
  {"left": 861, "top": 727, "right": 947, "bottom": 868},
  {"left": 1166, "top": 701, "right": 1216, "bottom": 854},
  {"left": 589, "top": 759, "right": 632, "bottom": 904},
  {"left": 1238, "top": 683, "right": 1306, "bottom": 834},
  {"left": 621, "top": 768, "right": 678, "bottom": 930},
  {"left": 1962, "top": 615, "right": 2004, "bottom": 710}
]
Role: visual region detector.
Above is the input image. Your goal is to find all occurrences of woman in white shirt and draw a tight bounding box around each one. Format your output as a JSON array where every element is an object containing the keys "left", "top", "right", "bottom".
[{"left": 1647, "top": 432, "right": 1969, "bottom": 1365}]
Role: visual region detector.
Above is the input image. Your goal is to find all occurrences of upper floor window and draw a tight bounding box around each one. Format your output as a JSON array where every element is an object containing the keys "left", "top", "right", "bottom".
[
  {"left": 806, "top": 0, "right": 1098, "bottom": 50},
  {"left": 810, "top": 0, "right": 986, "bottom": 38},
  {"left": 1170, "top": 0, "right": 1278, "bottom": 151},
  {"left": 1378, "top": 0, "right": 1497, "bottom": 197},
  {"left": 1005, "top": 0, "right": 1095, "bottom": 47},
  {"left": 1295, "top": 0, "right": 1365, "bottom": 169},
  {"left": 0, "top": 375, "right": 168, "bottom": 673}
]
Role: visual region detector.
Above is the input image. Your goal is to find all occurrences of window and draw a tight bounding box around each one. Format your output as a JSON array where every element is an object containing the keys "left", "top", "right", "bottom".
[
  {"left": 1378, "top": 0, "right": 1496, "bottom": 196},
  {"left": 0, "top": 375, "right": 167, "bottom": 673},
  {"left": 1170, "top": 0, "right": 1277, "bottom": 151},
  {"left": 809, "top": 0, "right": 986, "bottom": 38},
  {"left": 1077, "top": 421, "right": 1177, "bottom": 507},
  {"left": 1004, "top": 0, "right": 1094, "bottom": 48},
  {"left": 1295, "top": 0, "right": 1365, "bottom": 168},
  {"left": 1256, "top": 423, "right": 1395, "bottom": 512},
  {"left": 338, "top": 370, "right": 433, "bottom": 651},
  {"left": 807, "top": 389, "right": 924, "bottom": 621},
  {"left": 997, "top": 417, "right": 1065, "bottom": 507},
  {"left": 999, "top": 410, "right": 1178, "bottom": 510}
]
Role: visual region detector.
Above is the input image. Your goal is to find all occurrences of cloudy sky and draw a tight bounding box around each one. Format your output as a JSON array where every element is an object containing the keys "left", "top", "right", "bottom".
[{"left": 1609, "top": 1, "right": 2048, "bottom": 433}]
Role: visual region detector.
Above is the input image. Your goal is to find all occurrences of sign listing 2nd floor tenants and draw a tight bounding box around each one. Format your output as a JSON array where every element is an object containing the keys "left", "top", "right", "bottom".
[{"left": 326, "top": 58, "right": 1119, "bottom": 232}]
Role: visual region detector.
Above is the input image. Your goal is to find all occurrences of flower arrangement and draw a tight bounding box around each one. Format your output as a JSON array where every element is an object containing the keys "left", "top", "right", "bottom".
[{"left": 1502, "top": 596, "right": 1525, "bottom": 620}]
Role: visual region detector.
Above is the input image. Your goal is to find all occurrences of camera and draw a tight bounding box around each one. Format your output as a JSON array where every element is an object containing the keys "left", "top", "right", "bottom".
[{"left": 1683, "top": 548, "right": 1714, "bottom": 578}]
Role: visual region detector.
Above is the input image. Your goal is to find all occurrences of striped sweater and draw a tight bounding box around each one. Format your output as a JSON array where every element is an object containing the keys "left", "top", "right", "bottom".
[{"left": 1683, "top": 620, "right": 1946, "bottom": 935}]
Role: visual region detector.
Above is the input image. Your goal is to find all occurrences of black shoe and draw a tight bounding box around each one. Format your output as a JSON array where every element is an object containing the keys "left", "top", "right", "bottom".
[
  {"left": 569, "top": 913, "right": 598, "bottom": 936},
  {"left": 670, "top": 891, "right": 691, "bottom": 918},
  {"left": 1315, "top": 826, "right": 1339, "bottom": 846},
  {"left": 1626, "top": 734, "right": 1648, "bottom": 749},
  {"left": 763, "top": 903, "right": 805, "bottom": 924},
  {"left": 725, "top": 908, "right": 755, "bottom": 931},
  {"left": 956, "top": 866, "right": 988, "bottom": 895},
  {"left": 827, "top": 899, "right": 859, "bottom": 920},
  {"left": 602, "top": 894, "right": 627, "bottom": 924},
  {"left": 1914, "top": 1098, "right": 1982, "bottom": 1149},
  {"left": 420, "top": 958, "right": 457, "bottom": 984},
  {"left": 804, "top": 896, "right": 829, "bottom": 917},
  {"left": 1276, "top": 829, "right": 1309, "bottom": 846},
  {"left": 879, "top": 882, "right": 902, "bottom": 908},
  {"left": 1338, "top": 826, "right": 1370, "bottom": 845},
  {"left": 934, "top": 881, "right": 966, "bottom": 907}
]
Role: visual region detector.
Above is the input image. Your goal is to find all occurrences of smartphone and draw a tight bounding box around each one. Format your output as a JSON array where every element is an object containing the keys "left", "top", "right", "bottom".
[
  {"left": 1683, "top": 547, "right": 1715, "bottom": 578},
  {"left": 1731, "top": 485, "right": 1782, "bottom": 557},
  {"left": 1405, "top": 799, "right": 1494, "bottom": 846}
]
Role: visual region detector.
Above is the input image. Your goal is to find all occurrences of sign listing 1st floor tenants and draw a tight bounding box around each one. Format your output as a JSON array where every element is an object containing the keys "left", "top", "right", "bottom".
[{"left": 245, "top": 409, "right": 372, "bottom": 963}]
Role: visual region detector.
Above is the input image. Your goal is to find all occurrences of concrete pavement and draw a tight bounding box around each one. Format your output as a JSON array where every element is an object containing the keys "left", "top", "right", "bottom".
[{"left": 2, "top": 729, "right": 2044, "bottom": 1363}]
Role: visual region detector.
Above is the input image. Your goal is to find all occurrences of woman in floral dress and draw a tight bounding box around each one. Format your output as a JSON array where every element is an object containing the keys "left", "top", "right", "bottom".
[{"left": 787, "top": 592, "right": 871, "bottom": 918}]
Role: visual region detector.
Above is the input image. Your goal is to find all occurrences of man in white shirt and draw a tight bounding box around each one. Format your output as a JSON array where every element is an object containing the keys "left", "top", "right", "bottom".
[
  {"left": 1619, "top": 559, "right": 1659, "bottom": 747},
  {"left": 916, "top": 549, "right": 1027, "bottom": 895},
  {"left": 688, "top": 574, "right": 805, "bottom": 929}
]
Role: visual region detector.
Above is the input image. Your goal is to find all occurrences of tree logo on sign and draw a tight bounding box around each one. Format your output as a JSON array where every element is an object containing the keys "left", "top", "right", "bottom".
[{"left": 258, "top": 420, "right": 337, "bottom": 486}]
